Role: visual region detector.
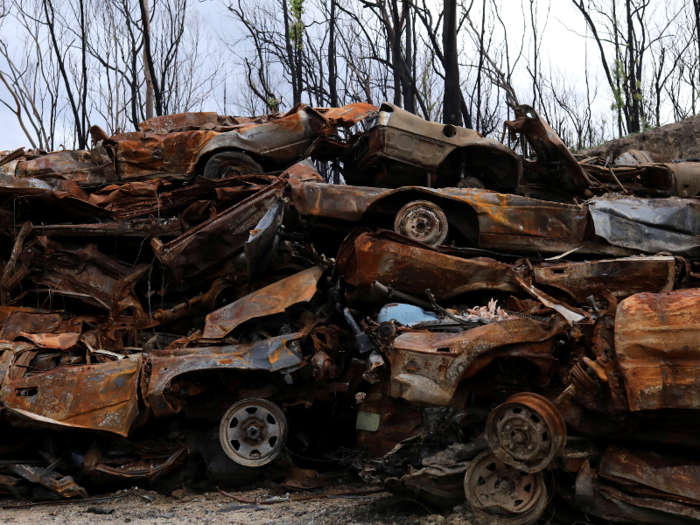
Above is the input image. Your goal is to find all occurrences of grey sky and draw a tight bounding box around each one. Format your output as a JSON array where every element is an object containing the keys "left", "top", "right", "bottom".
[{"left": 0, "top": 0, "right": 603, "bottom": 151}]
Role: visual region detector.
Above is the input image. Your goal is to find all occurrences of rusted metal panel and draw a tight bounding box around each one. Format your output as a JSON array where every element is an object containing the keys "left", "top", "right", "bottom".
[
  {"left": 92, "top": 445, "right": 189, "bottom": 481},
  {"left": 315, "top": 103, "right": 377, "bottom": 126},
  {"left": 147, "top": 334, "right": 304, "bottom": 418},
  {"left": 138, "top": 112, "right": 220, "bottom": 133},
  {"left": 355, "top": 380, "right": 423, "bottom": 458},
  {"left": 590, "top": 197, "right": 700, "bottom": 256},
  {"left": 0, "top": 353, "right": 142, "bottom": 436},
  {"left": 599, "top": 446, "right": 700, "bottom": 504},
  {"left": 114, "top": 129, "right": 217, "bottom": 180},
  {"left": 9, "top": 238, "right": 150, "bottom": 314},
  {"left": 151, "top": 181, "right": 284, "bottom": 283},
  {"left": 18, "top": 149, "right": 117, "bottom": 186},
  {"left": 335, "top": 230, "right": 519, "bottom": 301},
  {"left": 203, "top": 266, "right": 323, "bottom": 339},
  {"left": 0, "top": 311, "right": 78, "bottom": 341},
  {"left": 93, "top": 174, "right": 276, "bottom": 220},
  {"left": 533, "top": 256, "right": 676, "bottom": 303},
  {"left": 281, "top": 159, "right": 324, "bottom": 187},
  {"left": 388, "top": 315, "right": 566, "bottom": 406},
  {"left": 615, "top": 289, "right": 700, "bottom": 411},
  {"left": 9, "top": 464, "right": 88, "bottom": 499},
  {"left": 505, "top": 104, "right": 592, "bottom": 192}
]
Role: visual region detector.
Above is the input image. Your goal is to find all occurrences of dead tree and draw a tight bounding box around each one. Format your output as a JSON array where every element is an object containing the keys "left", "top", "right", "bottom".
[{"left": 442, "top": 0, "right": 461, "bottom": 125}]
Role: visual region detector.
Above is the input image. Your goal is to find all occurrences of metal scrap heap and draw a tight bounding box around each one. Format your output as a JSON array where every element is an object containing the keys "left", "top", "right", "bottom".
[{"left": 0, "top": 101, "right": 699, "bottom": 525}]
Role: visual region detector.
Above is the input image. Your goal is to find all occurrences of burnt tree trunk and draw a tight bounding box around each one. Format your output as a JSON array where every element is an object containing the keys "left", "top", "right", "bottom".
[
  {"left": 443, "top": 0, "right": 461, "bottom": 125},
  {"left": 328, "top": 0, "right": 338, "bottom": 107}
]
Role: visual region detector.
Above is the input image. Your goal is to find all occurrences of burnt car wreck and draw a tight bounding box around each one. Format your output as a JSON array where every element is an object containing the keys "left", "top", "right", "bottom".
[{"left": 0, "top": 102, "right": 699, "bottom": 525}]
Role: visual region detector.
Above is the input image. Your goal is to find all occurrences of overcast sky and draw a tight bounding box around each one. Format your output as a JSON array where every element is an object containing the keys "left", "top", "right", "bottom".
[{"left": 0, "top": 0, "right": 603, "bottom": 151}]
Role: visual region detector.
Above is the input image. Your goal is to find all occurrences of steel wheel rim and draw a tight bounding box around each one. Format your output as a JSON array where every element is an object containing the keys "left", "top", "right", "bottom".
[
  {"left": 393, "top": 200, "right": 449, "bottom": 246},
  {"left": 465, "top": 450, "right": 547, "bottom": 525},
  {"left": 219, "top": 398, "right": 288, "bottom": 467},
  {"left": 487, "top": 392, "right": 566, "bottom": 473}
]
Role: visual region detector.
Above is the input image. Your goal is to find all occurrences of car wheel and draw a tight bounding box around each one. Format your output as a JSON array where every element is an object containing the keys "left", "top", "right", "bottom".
[
  {"left": 393, "top": 200, "right": 449, "bottom": 247},
  {"left": 464, "top": 449, "right": 547, "bottom": 525},
  {"left": 219, "top": 398, "right": 288, "bottom": 467},
  {"left": 203, "top": 151, "right": 263, "bottom": 179}
]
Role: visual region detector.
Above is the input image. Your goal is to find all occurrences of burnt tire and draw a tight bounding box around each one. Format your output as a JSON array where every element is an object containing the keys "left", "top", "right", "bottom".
[{"left": 203, "top": 151, "right": 263, "bottom": 179}]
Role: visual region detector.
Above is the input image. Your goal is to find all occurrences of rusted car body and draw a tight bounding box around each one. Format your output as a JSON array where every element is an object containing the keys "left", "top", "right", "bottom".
[
  {"left": 291, "top": 176, "right": 700, "bottom": 256},
  {"left": 343, "top": 102, "right": 522, "bottom": 191}
]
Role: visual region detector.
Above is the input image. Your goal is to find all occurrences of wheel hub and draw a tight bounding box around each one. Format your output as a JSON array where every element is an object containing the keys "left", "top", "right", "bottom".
[
  {"left": 219, "top": 398, "right": 288, "bottom": 467},
  {"left": 465, "top": 450, "right": 547, "bottom": 525},
  {"left": 393, "top": 200, "right": 449, "bottom": 246},
  {"left": 486, "top": 392, "right": 567, "bottom": 473}
]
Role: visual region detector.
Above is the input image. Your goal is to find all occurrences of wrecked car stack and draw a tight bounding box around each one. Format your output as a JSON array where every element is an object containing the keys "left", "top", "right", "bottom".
[{"left": 0, "top": 101, "right": 699, "bottom": 524}]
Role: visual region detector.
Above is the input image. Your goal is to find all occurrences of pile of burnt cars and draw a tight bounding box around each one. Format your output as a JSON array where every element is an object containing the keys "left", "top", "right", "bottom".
[{"left": 0, "top": 101, "right": 699, "bottom": 525}]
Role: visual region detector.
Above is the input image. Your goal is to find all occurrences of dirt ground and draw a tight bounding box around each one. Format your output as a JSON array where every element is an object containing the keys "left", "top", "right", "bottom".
[{"left": 0, "top": 484, "right": 482, "bottom": 525}]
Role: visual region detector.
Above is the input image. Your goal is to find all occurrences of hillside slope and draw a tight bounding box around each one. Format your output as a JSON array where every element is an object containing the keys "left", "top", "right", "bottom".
[{"left": 578, "top": 113, "right": 700, "bottom": 160}]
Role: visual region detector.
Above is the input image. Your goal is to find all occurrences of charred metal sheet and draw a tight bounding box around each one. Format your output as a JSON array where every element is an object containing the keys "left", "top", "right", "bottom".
[
  {"left": 97, "top": 175, "right": 276, "bottom": 220},
  {"left": 315, "top": 103, "right": 377, "bottom": 126},
  {"left": 244, "top": 199, "right": 284, "bottom": 282},
  {"left": 355, "top": 381, "right": 422, "bottom": 458},
  {"left": 384, "top": 443, "right": 476, "bottom": 509},
  {"left": 147, "top": 334, "right": 304, "bottom": 418},
  {"left": 18, "top": 238, "right": 149, "bottom": 314},
  {"left": 580, "top": 151, "right": 700, "bottom": 197},
  {"left": 280, "top": 159, "right": 324, "bottom": 187},
  {"left": 505, "top": 105, "right": 592, "bottom": 192},
  {"left": 151, "top": 181, "right": 284, "bottom": 283},
  {"left": 92, "top": 445, "right": 189, "bottom": 481},
  {"left": 590, "top": 197, "right": 700, "bottom": 256},
  {"left": 113, "top": 129, "right": 217, "bottom": 180},
  {"left": 616, "top": 289, "right": 700, "bottom": 411},
  {"left": 532, "top": 256, "right": 676, "bottom": 303},
  {"left": 9, "top": 464, "right": 88, "bottom": 499},
  {"left": 0, "top": 353, "right": 142, "bottom": 436},
  {"left": 600, "top": 446, "right": 700, "bottom": 505},
  {"left": 18, "top": 149, "right": 117, "bottom": 186},
  {"left": 581, "top": 162, "right": 677, "bottom": 197},
  {"left": 26, "top": 219, "right": 184, "bottom": 238},
  {"left": 138, "top": 112, "right": 222, "bottom": 133},
  {"left": 203, "top": 266, "right": 323, "bottom": 339},
  {"left": 514, "top": 272, "right": 587, "bottom": 324},
  {"left": 335, "top": 230, "right": 519, "bottom": 301},
  {"left": 388, "top": 315, "right": 566, "bottom": 405},
  {"left": 0, "top": 311, "right": 79, "bottom": 341}
]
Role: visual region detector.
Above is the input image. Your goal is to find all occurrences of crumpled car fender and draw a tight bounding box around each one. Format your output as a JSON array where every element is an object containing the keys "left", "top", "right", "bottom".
[
  {"left": 146, "top": 333, "right": 305, "bottom": 418},
  {"left": 388, "top": 315, "right": 567, "bottom": 406}
]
